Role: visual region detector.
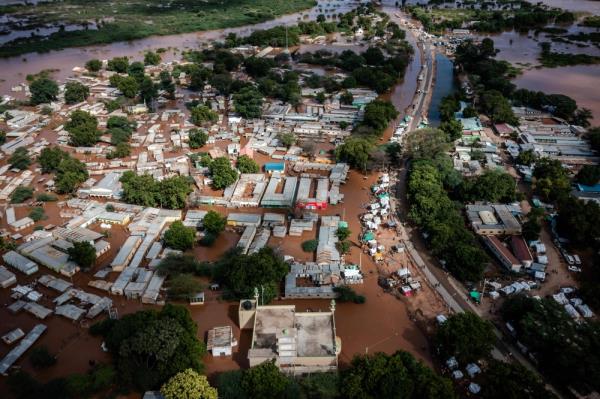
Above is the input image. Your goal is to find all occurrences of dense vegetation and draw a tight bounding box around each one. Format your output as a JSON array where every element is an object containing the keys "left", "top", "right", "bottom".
[
  {"left": 0, "top": 0, "right": 318, "bottom": 57},
  {"left": 120, "top": 171, "right": 192, "bottom": 209},
  {"left": 217, "top": 350, "right": 455, "bottom": 399},
  {"left": 163, "top": 221, "right": 196, "bottom": 251},
  {"left": 67, "top": 241, "right": 97, "bottom": 270},
  {"left": 212, "top": 247, "right": 288, "bottom": 303},
  {"left": 502, "top": 295, "right": 600, "bottom": 394},
  {"left": 405, "top": 128, "right": 488, "bottom": 282},
  {"left": 90, "top": 305, "right": 205, "bottom": 392},
  {"left": 38, "top": 146, "right": 89, "bottom": 194}
]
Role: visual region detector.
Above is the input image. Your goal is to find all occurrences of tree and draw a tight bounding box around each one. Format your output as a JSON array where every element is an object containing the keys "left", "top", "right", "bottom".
[
  {"left": 316, "top": 91, "right": 326, "bottom": 104},
  {"left": 333, "top": 285, "right": 365, "bottom": 303},
  {"left": 67, "top": 241, "right": 96, "bottom": 269},
  {"left": 480, "top": 360, "right": 556, "bottom": 399},
  {"left": 107, "top": 56, "right": 129, "bottom": 73},
  {"left": 516, "top": 149, "right": 537, "bottom": 166},
  {"left": 302, "top": 239, "right": 318, "bottom": 252},
  {"left": 214, "top": 247, "right": 288, "bottom": 303},
  {"left": 336, "top": 226, "right": 351, "bottom": 241},
  {"left": 139, "top": 76, "right": 158, "bottom": 104},
  {"left": 362, "top": 100, "right": 398, "bottom": 135},
  {"left": 191, "top": 105, "right": 218, "bottom": 126},
  {"left": 278, "top": 132, "right": 296, "bottom": 148},
  {"left": 30, "top": 77, "right": 58, "bottom": 105},
  {"left": 341, "top": 351, "right": 456, "bottom": 399},
  {"left": 9, "top": 147, "right": 31, "bottom": 170},
  {"left": 55, "top": 156, "right": 89, "bottom": 194},
  {"left": 209, "top": 157, "right": 238, "bottom": 189},
  {"left": 439, "top": 119, "right": 463, "bottom": 141},
  {"left": 29, "top": 207, "right": 45, "bottom": 222},
  {"left": 85, "top": 59, "right": 102, "bottom": 72},
  {"left": 576, "top": 165, "right": 600, "bottom": 186},
  {"left": 236, "top": 155, "right": 259, "bottom": 174},
  {"left": 144, "top": 51, "right": 161, "bottom": 66},
  {"left": 233, "top": 87, "right": 263, "bottom": 119},
  {"left": 241, "top": 361, "right": 289, "bottom": 399},
  {"left": 10, "top": 186, "right": 33, "bottom": 204},
  {"left": 161, "top": 369, "right": 218, "bottom": 399},
  {"left": 117, "top": 76, "right": 139, "bottom": 98},
  {"left": 434, "top": 312, "right": 495, "bottom": 364},
  {"left": 404, "top": 128, "right": 452, "bottom": 160},
  {"left": 203, "top": 210, "right": 226, "bottom": 236},
  {"left": 164, "top": 221, "right": 196, "bottom": 251},
  {"left": 459, "top": 169, "right": 517, "bottom": 203},
  {"left": 335, "top": 137, "right": 375, "bottom": 171},
  {"left": 29, "top": 346, "right": 56, "bottom": 369},
  {"left": 188, "top": 129, "right": 208, "bottom": 149},
  {"left": 94, "top": 305, "right": 205, "bottom": 392},
  {"left": 244, "top": 57, "right": 275, "bottom": 78},
  {"left": 340, "top": 91, "right": 354, "bottom": 105},
  {"left": 64, "top": 81, "right": 89, "bottom": 104},
  {"left": 362, "top": 47, "right": 385, "bottom": 66},
  {"left": 166, "top": 274, "right": 204, "bottom": 300},
  {"left": 65, "top": 110, "right": 100, "bottom": 147},
  {"left": 480, "top": 90, "right": 518, "bottom": 124}
]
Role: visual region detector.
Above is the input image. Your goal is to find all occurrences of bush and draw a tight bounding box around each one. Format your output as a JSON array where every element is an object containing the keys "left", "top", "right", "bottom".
[
  {"left": 9, "top": 147, "right": 31, "bottom": 170},
  {"left": 36, "top": 192, "right": 57, "bottom": 202},
  {"left": 29, "top": 207, "right": 46, "bottom": 222},
  {"left": 29, "top": 346, "right": 56, "bottom": 369},
  {"left": 302, "top": 239, "right": 318, "bottom": 252},
  {"left": 333, "top": 285, "right": 365, "bottom": 303},
  {"left": 10, "top": 186, "right": 33, "bottom": 203}
]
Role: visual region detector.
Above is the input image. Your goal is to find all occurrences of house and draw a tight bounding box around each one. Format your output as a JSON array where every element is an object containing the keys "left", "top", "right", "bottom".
[
  {"left": 483, "top": 236, "right": 522, "bottom": 273},
  {"left": 240, "top": 299, "right": 340, "bottom": 374},
  {"left": 207, "top": 326, "right": 237, "bottom": 356},
  {"left": 264, "top": 162, "right": 285, "bottom": 174}
]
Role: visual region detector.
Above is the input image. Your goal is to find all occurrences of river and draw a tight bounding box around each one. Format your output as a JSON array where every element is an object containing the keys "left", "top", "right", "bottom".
[{"left": 0, "top": 0, "right": 358, "bottom": 94}]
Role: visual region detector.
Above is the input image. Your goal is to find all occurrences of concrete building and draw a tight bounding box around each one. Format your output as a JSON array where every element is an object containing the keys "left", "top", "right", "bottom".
[
  {"left": 285, "top": 262, "right": 341, "bottom": 298},
  {"left": 261, "top": 176, "right": 298, "bottom": 208},
  {"left": 240, "top": 298, "right": 340, "bottom": 374},
  {"left": 466, "top": 203, "right": 522, "bottom": 235},
  {"left": 207, "top": 326, "right": 237, "bottom": 357},
  {"left": 296, "top": 177, "right": 329, "bottom": 210}
]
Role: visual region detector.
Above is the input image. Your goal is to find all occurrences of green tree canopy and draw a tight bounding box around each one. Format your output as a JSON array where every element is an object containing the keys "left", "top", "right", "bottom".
[
  {"left": 85, "top": 59, "right": 102, "bottom": 72},
  {"left": 480, "top": 360, "right": 556, "bottom": 399},
  {"left": 341, "top": 351, "right": 456, "bottom": 399},
  {"left": 188, "top": 129, "right": 208, "bottom": 149},
  {"left": 9, "top": 147, "right": 31, "bottom": 170},
  {"left": 92, "top": 305, "right": 205, "bottom": 392},
  {"left": 64, "top": 82, "right": 89, "bottom": 104},
  {"left": 335, "top": 137, "right": 375, "bottom": 171},
  {"left": 67, "top": 241, "right": 97, "bottom": 270},
  {"left": 161, "top": 369, "right": 217, "bottom": 399},
  {"left": 233, "top": 87, "right": 263, "bottom": 119},
  {"left": 107, "top": 56, "right": 129, "bottom": 73},
  {"left": 209, "top": 157, "right": 238, "bottom": 189},
  {"left": 214, "top": 247, "right": 288, "bottom": 303},
  {"left": 191, "top": 105, "right": 218, "bottom": 126},
  {"left": 202, "top": 210, "right": 226, "bottom": 236},
  {"left": 236, "top": 155, "right": 259, "bottom": 174},
  {"left": 434, "top": 312, "right": 495, "bottom": 364},
  {"left": 240, "top": 361, "right": 289, "bottom": 399},
  {"left": 55, "top": 156, "right": 89, "bottom": 194},
  {"left": 144, "top": 51, "right": 161, "bottom": 66},
  {"left": 30, "top": 77, "right": 59, "bottom": 105},
  {"left": 120, "top": 171, "right": 192, "bottom": 209},
  {"left": 576, "top": 165, "right": 600, "bottom": 186},
  {"left": 65, "top": 110, "right": 100, "bottom": 147},
  {"left": 164, "top": 221, "right": 196, "bottom": 251},
  {"left": 117, "top": 76, "right": 140, "bottom": 98}
]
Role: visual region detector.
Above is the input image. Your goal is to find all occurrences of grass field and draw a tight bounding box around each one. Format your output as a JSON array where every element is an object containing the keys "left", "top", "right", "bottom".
[{"left": 0, "top": 0, "right": 317, "bottom": 57}]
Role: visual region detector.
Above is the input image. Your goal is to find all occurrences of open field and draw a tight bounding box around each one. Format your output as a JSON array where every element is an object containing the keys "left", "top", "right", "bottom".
[{"left": 0, "top": 0, "right": 317, "bottom": 57}]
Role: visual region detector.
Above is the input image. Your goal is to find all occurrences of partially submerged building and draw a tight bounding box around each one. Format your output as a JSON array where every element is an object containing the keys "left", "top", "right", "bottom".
[{"left": 239, "top": 298, "right": 340, "bottom": 374}]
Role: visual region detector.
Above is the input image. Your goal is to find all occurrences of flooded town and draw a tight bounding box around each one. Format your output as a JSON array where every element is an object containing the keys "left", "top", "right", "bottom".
[{"left": 0, "top": 0, "right": 599, "bottom": 398}]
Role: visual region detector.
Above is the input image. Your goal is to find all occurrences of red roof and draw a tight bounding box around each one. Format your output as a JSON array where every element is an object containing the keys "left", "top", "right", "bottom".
[{"left": 510, "top": 236, "right": 533, "bottom": 262}]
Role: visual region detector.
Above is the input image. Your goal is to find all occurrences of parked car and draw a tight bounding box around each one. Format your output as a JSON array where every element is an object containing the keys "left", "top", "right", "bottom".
[
  {"left": 565, "top": 254, "right": 575, "bottom": 265},
  {"left": 573, "top": 254, "right": 581, "bottom": 265},
  {"left": 568, "top": 266, "right": 582, "bottom": 273}
]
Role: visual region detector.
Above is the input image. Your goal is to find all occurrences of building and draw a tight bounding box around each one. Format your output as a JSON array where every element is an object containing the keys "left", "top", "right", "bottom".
[
  {"left": 207, "top": 326, "right": 237, "bottom": 357},
  {"left": 483, "top": 236, "right": 522, "bottom": 273},
  {"left": 261, "top": 176, "right": 298, "bottom": 208},
  {"left": 3, "top": 251, "right": 38, "bottom": 275},
  {"left": 466, "top": 204, "right": 522, "bottom": 235},
  {"left": 240, "top": 298, "right": 340, "bottom": 374},
  {"left": 296, "top": 177, "right": 329, "bottom": 210},
  {"left": 285, "top": 262, "right": 341, "bottom": 298}
]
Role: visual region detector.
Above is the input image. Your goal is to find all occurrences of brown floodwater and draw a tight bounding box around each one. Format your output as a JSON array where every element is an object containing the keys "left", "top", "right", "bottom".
[
  {"left": 0, "top": 0, "right": 357, "bottom": 94},
  {"left": 513, "top": 64, "right": 600, "bottom": 125}
]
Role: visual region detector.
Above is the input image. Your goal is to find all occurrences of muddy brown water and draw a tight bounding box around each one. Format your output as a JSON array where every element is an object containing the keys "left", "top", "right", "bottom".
[{"left": 0, "top": 6, "right": 434, "bottom": 396}]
